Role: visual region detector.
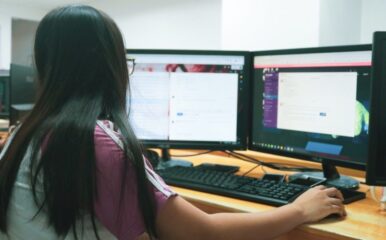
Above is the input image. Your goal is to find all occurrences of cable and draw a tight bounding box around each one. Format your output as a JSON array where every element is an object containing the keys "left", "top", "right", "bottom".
[
  {"left": 265, "top": 161, "right": 321, "bottom": 172},
  {"left": 230, "top": 151, "right": 321, "bottom": 172},
  {"left": 226, "top": 150, "right": 262, "bottom": 163},
  {"left": 225, "top": 150, "right": 260, "bottom": 165},
  {"left": 171, "top": 149, "right": 321, "bottom": 172},
  {"left": 260, "top": 165, "right": 267, "bottom": 174},
  {"left": 381, "top": 187, "right": 386, "bottom": 211},
  {"left": 225, "top": 150, "right": 321, "bottom": 172},
  {"left": 241, "top": 164, "right": 260, "bottom": 177},
  {"left": 370, "top": 186, "right": 386, "bottom": 211},
  {"left": 171, "top": 150, "right": 214, "bottom": 157}
]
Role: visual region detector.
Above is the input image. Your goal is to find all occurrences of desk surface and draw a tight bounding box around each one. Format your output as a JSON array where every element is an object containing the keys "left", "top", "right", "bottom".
[{"left": 166, "top": 150, "right": 386, "bottom": 240}]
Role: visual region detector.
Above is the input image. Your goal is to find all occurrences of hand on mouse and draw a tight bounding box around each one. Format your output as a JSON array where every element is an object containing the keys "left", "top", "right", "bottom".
[{"left": 290, "top": 185, "right": 347, "bottom": 223}]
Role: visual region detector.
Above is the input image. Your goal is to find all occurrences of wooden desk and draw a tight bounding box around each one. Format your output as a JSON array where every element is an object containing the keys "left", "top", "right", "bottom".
[
  {"left": 167, "top": 150, "right": 386, "bottom": 240},
  {"left": 0, "top": 131, "right": 8, "bottom": 148},
  {"left": 0, "top": 131, "right": 8, "bottom": 139}
]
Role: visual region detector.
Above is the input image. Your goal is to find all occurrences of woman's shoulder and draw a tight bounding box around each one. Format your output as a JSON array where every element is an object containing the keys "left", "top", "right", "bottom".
[
  {"left": 94, "top": 120, "right": 130, "bottom": 167},
  {"left": 95, "top": 119, "right": 120, "bottom": 136},
  {"left": 95, "top": 120, "right": 123, "bottom": 147}
]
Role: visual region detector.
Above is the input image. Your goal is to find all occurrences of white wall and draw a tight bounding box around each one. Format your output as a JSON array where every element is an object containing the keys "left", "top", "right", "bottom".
[
  {"left": 0, "top": 2, "right": 46, "bottom": 70},
  {"left": 221, "top": 0, "right": 320, "bottom": 50},
  {"left": 222, "top": 0, "right": 386, "bottom": 50},
  {"left": 89, "top": 0, "right": 222, "bottom": 50},
  {"left": 319, "top": 0, "right": 362, "bottom": 46},
  {"left": 0, "top": 0, "right": 222, "bottom": 69},
  {"left": 360, "top": 0, "right": 386, "bottom": 43},
  {"left": 0, "top": 11, "right": 13, "bottom": 70},
  {"left": 12, "top": 19, "right": 39, "bottom": 66},
  {"left": 2, "top": 0, "right": 386, "bottom": 70}
]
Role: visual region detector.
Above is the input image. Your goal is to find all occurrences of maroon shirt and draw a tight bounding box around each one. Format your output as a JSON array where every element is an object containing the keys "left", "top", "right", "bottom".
[{"left": 94, "top": 120, "right": 175, "bottom": 239}]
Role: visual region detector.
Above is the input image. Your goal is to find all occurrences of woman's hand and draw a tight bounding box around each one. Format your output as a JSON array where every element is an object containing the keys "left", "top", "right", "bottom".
[{"left": 291, "top": 185, "right": 347, "bottom": 223}]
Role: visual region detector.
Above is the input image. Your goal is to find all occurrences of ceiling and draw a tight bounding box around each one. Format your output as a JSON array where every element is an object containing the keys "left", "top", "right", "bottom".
[{"left": 0, "top": 0, "right": 99, "bottom": 9}]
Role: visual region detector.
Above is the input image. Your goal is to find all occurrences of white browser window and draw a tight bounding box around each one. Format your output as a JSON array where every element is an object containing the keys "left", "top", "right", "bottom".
[
  {"left": 129, "top": 72, "right": 170, "bottom": 140},
  {"left": 169, "top": 72, "right": 238, "bottom": 141},
  {"left": 128, "top": 54, "right": 242, "bottom": 142},
  {"left": 277, "top": 72, "right": 357, "bottom": 137}
]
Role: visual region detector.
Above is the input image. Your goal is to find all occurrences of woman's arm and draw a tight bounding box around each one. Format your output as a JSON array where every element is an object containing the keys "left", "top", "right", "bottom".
[{"left": 156, "top": 186, "right": 346, "bottom": 240}]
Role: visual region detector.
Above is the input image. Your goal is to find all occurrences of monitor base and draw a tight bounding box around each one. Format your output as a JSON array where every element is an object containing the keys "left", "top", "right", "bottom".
[
  {"left": 158, "top": 159, "right": 193, "bottom": 169},
  {"left": 289, "top": 171, "right": 359, "bottom": 190},
  {"left": 156, "top": 148, "right": 193, "bottom": 169},
  {"left": 289, "top": 159, "right": 360, "bottom": 190}
]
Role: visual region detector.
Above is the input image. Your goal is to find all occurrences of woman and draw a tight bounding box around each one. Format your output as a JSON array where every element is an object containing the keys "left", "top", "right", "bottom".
[{"left": 0, "top": 5, "right": 346, "bottom": 240}]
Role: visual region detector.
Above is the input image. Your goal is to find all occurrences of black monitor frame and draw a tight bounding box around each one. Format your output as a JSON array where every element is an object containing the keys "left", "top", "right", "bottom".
[
  {"left": 249, "top": 44, "right": 372, "bottom": 174},
  {"left": 9, "top": 63, "right": 36, "bottom": 126},
  {"left": 9, "top": 63, "right": 36, "bottom": 105},
  {"left": 126, "top": 49, "right": 251, "bottom": 152},
  {"left": 366, "top": 32, "right": 386, "bottom": 186},
  {"left": 0, "top": 71, "right": 10, "bottom": 118}
]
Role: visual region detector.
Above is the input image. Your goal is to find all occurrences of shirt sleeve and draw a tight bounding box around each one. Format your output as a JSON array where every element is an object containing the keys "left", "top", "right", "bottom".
[
  {"left": 142, "top": 156, "right": 176, "bottom": 214},
  {"left": 93, "top": 122, "right": 176, "bottom": 240}
]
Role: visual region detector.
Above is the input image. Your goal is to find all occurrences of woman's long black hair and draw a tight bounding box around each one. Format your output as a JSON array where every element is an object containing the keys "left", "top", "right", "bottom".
[{"left": 0, "top": 5, "right": 156, "bottom": 238}]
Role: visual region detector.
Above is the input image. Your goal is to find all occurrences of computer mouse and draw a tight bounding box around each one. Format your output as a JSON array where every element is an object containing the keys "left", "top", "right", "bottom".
[
  {"left": 324, "top": 212, "right": 347, "bottom": 221},
  {"left": 325, "top": 213, "right": 341, "bottom": 219}
]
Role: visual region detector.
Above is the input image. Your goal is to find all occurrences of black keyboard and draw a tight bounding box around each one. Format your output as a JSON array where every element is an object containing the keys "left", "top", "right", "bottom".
[
  {"left": 157, "top": 166, "right": 367, "bottom": 205},
  {"left": 157, "top": 166, "right": 309, "bottom": 206}
]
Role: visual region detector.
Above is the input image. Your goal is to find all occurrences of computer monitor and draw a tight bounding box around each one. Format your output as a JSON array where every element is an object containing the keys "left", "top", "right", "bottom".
[
  {"left": 10, "top": 64, "right": 36, "bottom": 104},
  {"left": 126, "top": 49, "right": 250, "bottom": 165},
  {"left": 366, "top": 32, "right": 386, "bottom": 186},
  {"left": 250, "top": 45, "right": 372, "bottom": 189},
  {"left": 9, "top": 64, "right": 36, "bottom": 125},
  {"left": 0, "top": 70, "right": 10, "bottom": 118}
]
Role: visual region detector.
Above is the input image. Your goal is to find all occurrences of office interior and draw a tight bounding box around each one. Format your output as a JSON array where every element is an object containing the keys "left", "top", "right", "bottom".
[{"left": 1, "top": 0, "right": 386, "bottom": 239}]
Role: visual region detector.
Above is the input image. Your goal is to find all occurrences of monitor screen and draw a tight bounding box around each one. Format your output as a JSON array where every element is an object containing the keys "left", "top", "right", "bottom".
[
  {"left": 0, "top": 71, "right": 9, "bottom": 117},
  {"left": 250, "top": 45, "right": 372, "bottom": 170},
  {"left": 126, "top": 50, "right": 250, "bottom": 150},
  {"left": 367, "top": 32, "right": 386, "bottom": 186},
  {"left": 10, "top": 63, "right": 36, "bottom": 105},
  {"left": 9, "top": 64, "right": 36, "bottom": 126}
]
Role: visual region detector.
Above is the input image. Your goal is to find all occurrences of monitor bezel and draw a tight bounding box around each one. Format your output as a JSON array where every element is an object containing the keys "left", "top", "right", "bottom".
[
  {"left": 126, "top": 49, "right": 251, "bottom": 150},
  {"left": 249, "top": 44, "right": 372, "bottom": 171},
  {"left": 9, "top": 63, "right": 37, "bottom": 105},
  {"left": 367, "top": 32, "right": 386, "bottom": 185},
  {"left": 0, "top": 71, "right": 10, "bottom": 118}
]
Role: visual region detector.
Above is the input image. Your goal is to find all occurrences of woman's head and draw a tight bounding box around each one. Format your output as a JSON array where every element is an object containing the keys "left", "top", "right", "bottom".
[
  {"left": 34, "top": 5, "right": 128, "bottom": 116},
  {"left": 0, "top": 5, "right": 156, "bottom": 239}
]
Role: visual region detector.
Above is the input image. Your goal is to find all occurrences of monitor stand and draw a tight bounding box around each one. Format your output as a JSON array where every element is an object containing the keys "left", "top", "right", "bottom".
[
  {"left": 289, "top": 159, "right": 359, "bottom": 190},
  {"left": 155, "top": 148, "right": 193, "bottom": 169}
]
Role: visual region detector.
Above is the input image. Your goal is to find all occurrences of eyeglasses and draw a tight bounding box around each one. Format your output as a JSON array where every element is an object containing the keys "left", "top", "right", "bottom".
[{"left": 127, "top": 57, "right": 136, "bottom": 76}]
